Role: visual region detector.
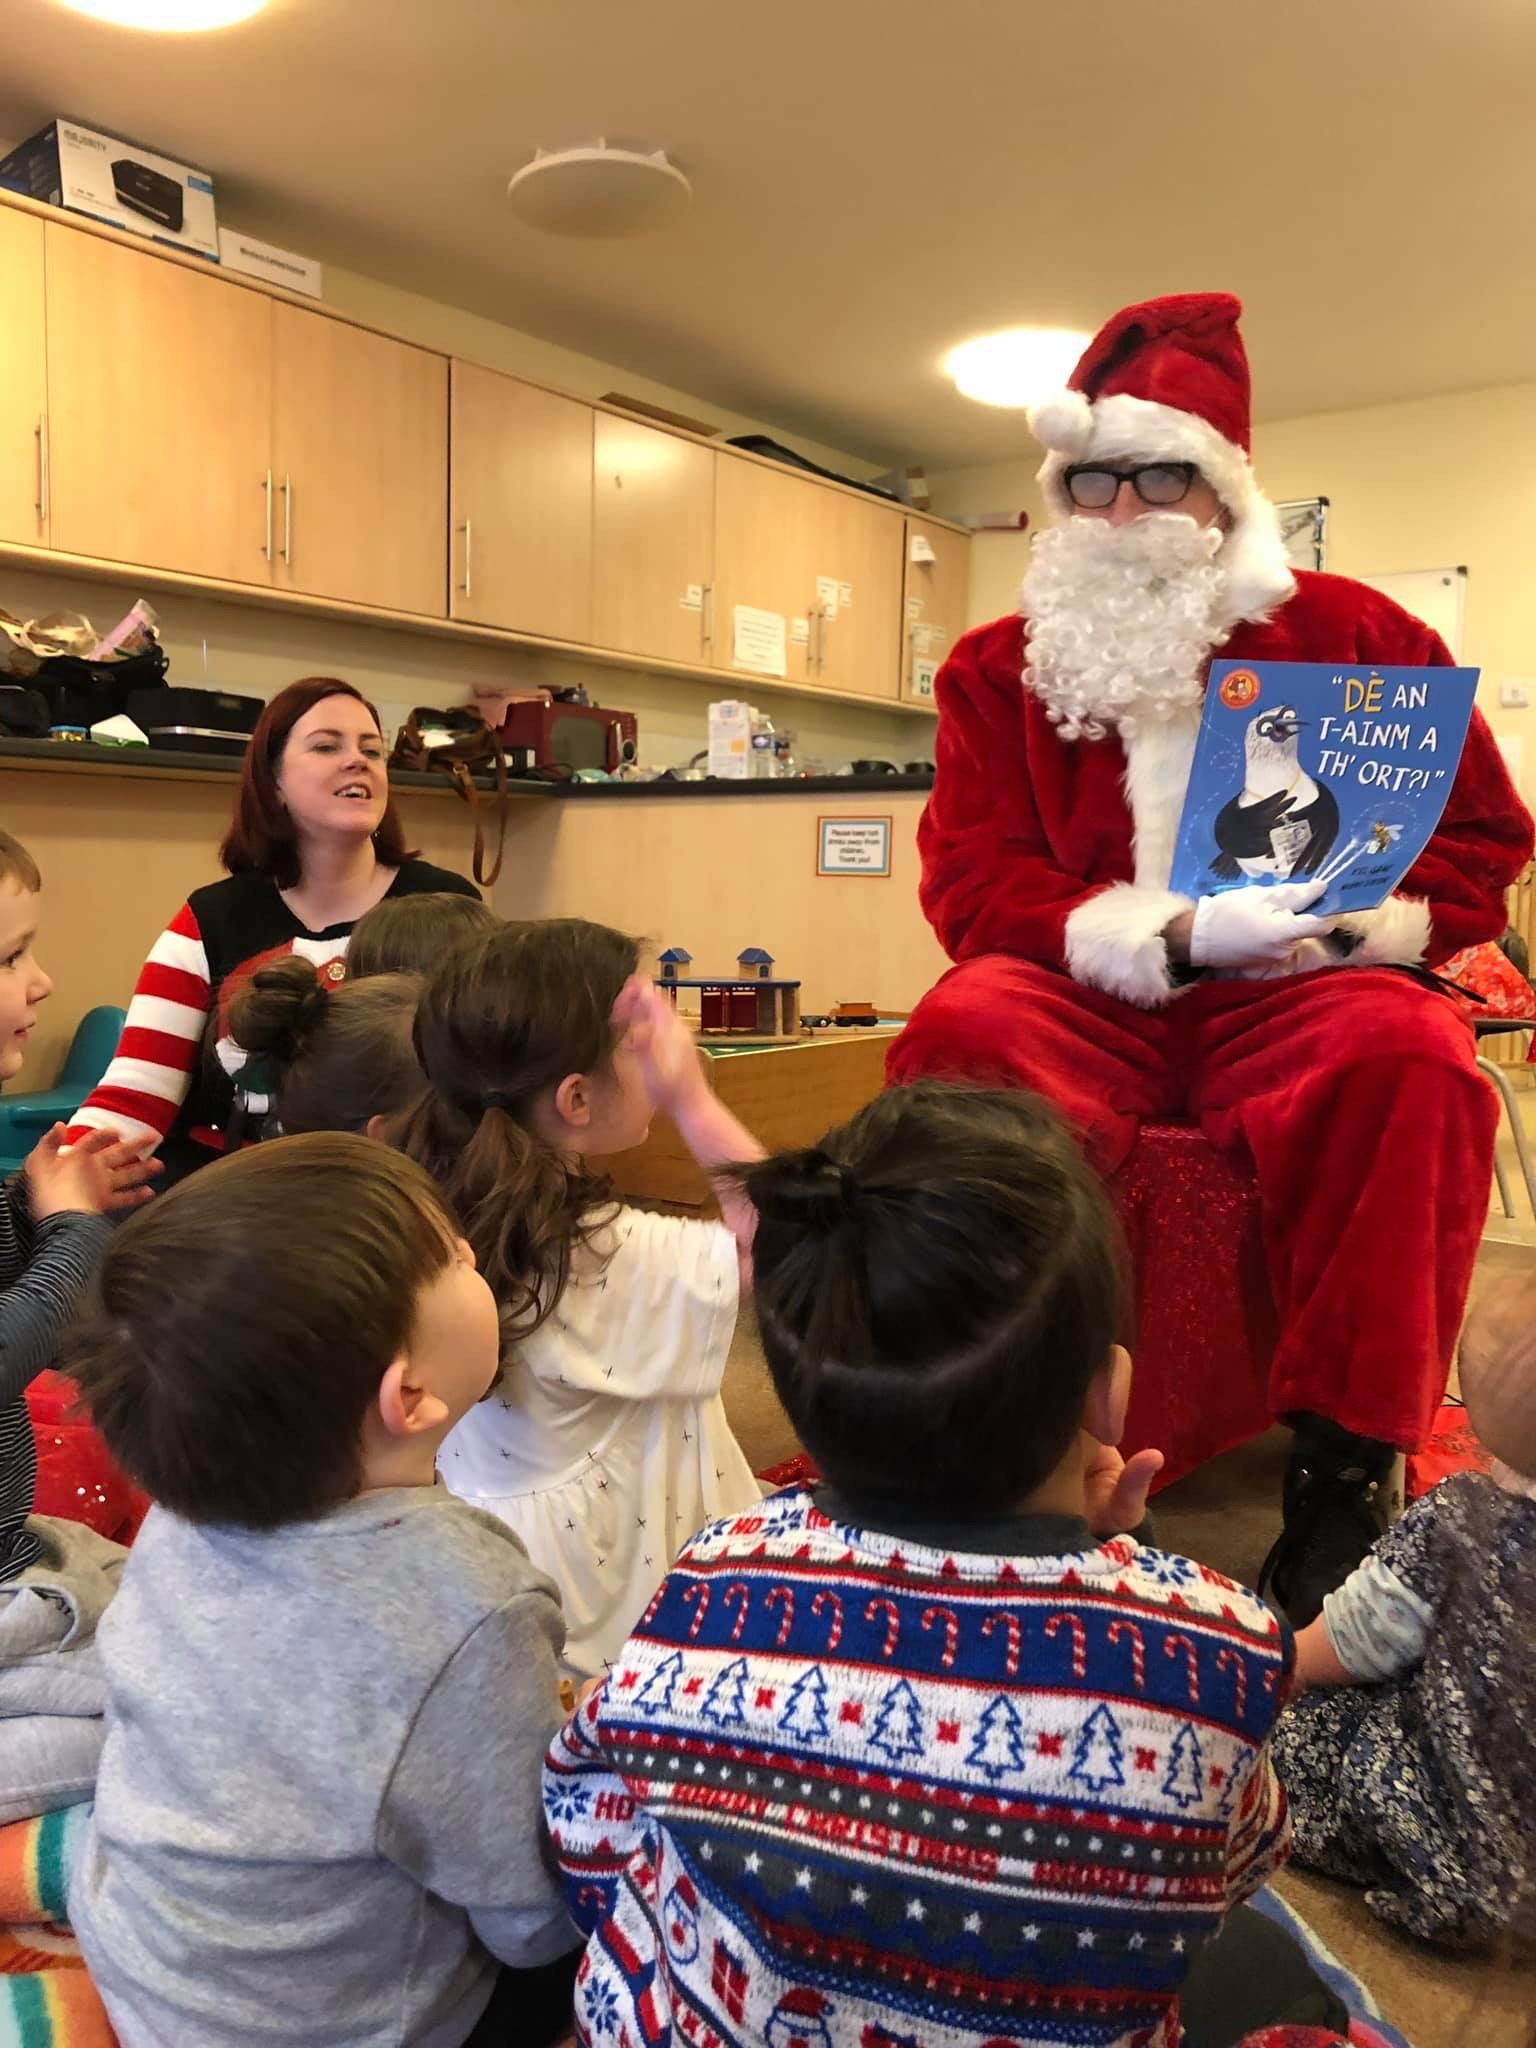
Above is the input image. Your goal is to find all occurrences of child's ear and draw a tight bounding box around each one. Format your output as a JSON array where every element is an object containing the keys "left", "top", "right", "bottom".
[
  {"left": 365, "top": 1112, "right": 390, "bottom": 1142},
  {"left": 1084, "top": 1345, "right": 1133, "bottom": 1448},
  {"left": 550, "top": 1071, "right": 592, "bottom": 1131},
  {"left": 376, "top": 1357, "right": 451, "bottom": 1441}
]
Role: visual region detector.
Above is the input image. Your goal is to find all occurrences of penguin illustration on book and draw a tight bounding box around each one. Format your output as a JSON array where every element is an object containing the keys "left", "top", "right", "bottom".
[{"left": 1210, "top": 704, "right": 1340, "bottom": 882}]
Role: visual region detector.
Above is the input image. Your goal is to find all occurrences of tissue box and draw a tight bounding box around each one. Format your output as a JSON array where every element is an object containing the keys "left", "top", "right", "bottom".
[{"left": 0, "top": 121, "right": 218, "bottom": 260}]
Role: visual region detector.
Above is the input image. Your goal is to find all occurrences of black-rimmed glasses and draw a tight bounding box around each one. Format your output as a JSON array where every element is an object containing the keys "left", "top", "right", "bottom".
[{"left": 1063, "top": 461, "right": 1198, "bottom": 510}]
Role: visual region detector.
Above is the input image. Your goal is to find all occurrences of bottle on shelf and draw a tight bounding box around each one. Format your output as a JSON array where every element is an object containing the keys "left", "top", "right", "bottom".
[{"left": 749, "top": 709, "right": 778, "bottom": 779}]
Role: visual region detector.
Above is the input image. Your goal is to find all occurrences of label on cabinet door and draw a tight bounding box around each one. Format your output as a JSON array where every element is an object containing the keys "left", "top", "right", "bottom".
[
  {"left": 815, "top": 574, "right": 840, "bottom": 617},
  {"left": 790, "top": 617, "right": 810, "bottom": 646},
  {"left": 909, "top": 533, "right": 937, "bottom": 564},
  {"left": 838, "top": 580, "right": 853, "bottom": 609},
  {"left": 680, "top": 585, "right": 704, "bottom": 610},
  {"left": 910, "top": 656, "right": 939, "bottom": 702},
  {"left": 732, "top": 605, "right": 788, "bottom": 677},
  {"left": 906, "top": 597, "right": 924, "bottom": 620}
]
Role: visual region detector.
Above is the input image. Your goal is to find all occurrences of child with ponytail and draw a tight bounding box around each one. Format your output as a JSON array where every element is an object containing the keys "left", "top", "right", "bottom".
[
  {"left": 224, "top": 956, "right": 427, "bottom": 1140},
  {"left": 394, "top": 918, "right": 763, "bottom": 1679}
]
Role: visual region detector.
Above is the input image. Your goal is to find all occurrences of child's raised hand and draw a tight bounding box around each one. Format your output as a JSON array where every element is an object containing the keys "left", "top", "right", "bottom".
[
  {"left": 612, "top": 976, "right": 704, "bottom": 1117},
  {"left": 1082, "top": 1436, "right": 1165, "bottom": 1539},
  {"left": 24, "top": 1125, "right": 162, "bottom": 1220}
]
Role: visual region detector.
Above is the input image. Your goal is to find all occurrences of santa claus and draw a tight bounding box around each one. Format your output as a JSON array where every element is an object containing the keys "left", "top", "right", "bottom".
[{"left": 890, "top": 292, "right": 1534, "bottom": 1624}]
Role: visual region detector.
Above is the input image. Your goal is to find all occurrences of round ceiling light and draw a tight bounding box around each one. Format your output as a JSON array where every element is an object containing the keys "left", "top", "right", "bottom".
[
  {"left": 506, "top": 143, "right": 691, "bottom": 240},
  {"left": 56, "top": 0, "right": 267, "bottom": 24},
  {"left": 944, "top": 327, "right": 1091, "bottom": 408}
]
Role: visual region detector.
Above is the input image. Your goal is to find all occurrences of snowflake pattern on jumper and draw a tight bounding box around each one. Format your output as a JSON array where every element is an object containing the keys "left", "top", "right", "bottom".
[{"left": 545, "top": 1487, "right": 1292, "bottom": 2048}]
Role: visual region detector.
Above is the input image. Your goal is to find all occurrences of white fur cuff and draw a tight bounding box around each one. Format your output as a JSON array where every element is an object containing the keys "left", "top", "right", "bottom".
[
  {"left": 1064, "top": 884, "right": 1195, "bottom": 1009},
  {"left": 1330, "top": 895, "right": 1433, "bottom": 969}
]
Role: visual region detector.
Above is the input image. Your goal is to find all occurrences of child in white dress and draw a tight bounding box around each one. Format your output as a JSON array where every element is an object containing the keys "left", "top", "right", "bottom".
[{"left": 394, "top": 919, "right": 764, "bottom": 1678}]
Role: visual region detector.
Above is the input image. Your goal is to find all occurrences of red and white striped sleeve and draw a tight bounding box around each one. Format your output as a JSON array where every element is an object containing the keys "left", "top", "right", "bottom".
[{"left": 68, "top": 902, "right": 211, "bottom": 1153}]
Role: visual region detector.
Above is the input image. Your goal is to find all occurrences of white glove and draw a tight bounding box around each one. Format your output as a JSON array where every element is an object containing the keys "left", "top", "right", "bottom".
[{"left": 1189, "top": 882, "right": 1331, "bottom": 970}]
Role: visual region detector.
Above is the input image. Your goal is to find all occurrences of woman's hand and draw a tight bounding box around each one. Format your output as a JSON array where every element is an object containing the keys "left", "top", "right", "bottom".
[
  {"left": 611, "top": 976, "right": 706, "bottom": 1119},
  {"left": 25, "top": 1125, "right": 162, "bottom": 1220},
  {"left": 1082, "top": 1436, "right": 1165, "bottom": 1539}
]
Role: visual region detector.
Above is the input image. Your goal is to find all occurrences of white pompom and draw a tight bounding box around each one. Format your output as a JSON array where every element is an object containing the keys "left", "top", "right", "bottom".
[{"left": 1027, "top": 389, "right": 1094, "bottom": 457}]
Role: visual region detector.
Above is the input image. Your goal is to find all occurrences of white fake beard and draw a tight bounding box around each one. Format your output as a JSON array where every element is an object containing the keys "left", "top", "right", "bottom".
[{"left": 1020, "top": 514, "right": 1230, "bottom": 741}]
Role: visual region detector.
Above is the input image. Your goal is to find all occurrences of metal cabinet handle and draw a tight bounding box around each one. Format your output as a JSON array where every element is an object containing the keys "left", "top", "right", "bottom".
[
  {"left": 457, "top": 520, "right": 473, "bottom": 596},
  {"left": 34, "top": 418, "right": 48, "bottom": 529},
  {"left": 261, "top": 470, "right": 273, "bottom": 561},
  {"left": 281, "top": 476, "right": 293, "bottom": 565},
  {"left": 701, "top": 582, "right": 714, "bottom": 653}
]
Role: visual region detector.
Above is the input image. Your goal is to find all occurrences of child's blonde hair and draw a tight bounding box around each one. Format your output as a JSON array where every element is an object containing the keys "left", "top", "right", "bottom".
[{"left": 0, "top": 832, "right": 41, "bottom": 893}]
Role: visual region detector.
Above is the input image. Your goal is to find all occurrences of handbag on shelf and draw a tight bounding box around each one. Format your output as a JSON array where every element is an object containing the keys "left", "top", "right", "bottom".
[{"left": 388, "top": 707, "right": 511, "bottom": 888}]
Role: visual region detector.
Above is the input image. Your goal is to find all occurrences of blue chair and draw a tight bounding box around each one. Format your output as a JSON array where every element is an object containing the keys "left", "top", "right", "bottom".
[{"left": 0, "top": 1005, "right": 126, "bottom": 1175}]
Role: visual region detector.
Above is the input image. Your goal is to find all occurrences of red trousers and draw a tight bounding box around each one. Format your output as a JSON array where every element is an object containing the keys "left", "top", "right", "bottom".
[{"left": 888, "top": 959, "right": 1497, "bottom": 1451}]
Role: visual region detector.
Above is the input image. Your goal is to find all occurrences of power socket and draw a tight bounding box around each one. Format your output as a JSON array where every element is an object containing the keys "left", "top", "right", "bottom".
[{"left": 1499, "top": 680, "right": 1532, "bottom": 710}]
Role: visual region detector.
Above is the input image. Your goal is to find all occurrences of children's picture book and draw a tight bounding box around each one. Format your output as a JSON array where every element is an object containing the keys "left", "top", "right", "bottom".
[{"left": 1168, "top": 659, "right": 1481, "bottom": 916}]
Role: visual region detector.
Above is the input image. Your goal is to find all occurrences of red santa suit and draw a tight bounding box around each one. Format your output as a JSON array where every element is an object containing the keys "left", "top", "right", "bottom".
[{"left": 890, "top": 297, "right": 1533, "bottom": 1456}]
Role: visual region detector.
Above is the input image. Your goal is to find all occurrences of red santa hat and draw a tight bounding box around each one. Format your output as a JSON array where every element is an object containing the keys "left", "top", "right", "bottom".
[{"left": 1028, "top": 292, "right": 1295, "bottom": 624}]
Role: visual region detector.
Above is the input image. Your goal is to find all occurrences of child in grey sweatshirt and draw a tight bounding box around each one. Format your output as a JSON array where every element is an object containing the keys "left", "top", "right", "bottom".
[{"left": 65, "top": 1132, "right": 578, "bottom": 2048}]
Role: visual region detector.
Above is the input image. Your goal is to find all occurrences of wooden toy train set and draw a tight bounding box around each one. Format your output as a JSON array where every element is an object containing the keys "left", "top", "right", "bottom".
[{"left": 656, "top": 947, "right": 880, "bottom": 1039}]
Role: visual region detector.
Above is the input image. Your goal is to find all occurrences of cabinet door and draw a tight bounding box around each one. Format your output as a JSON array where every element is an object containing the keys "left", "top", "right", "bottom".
[
  {"left": 814, "top": 494, "right": 905, "bottom": 701},
  {"left": 711, "top": 457, "right": 822, "bottom": 686},
  {"left": 0, "top": 210, "right": 47, "bottom": 547},
  {"left": 271, "top": 304, "right": 447, "bottom": 615},
  {"left": 591, "top": 416, "right": 714, "bottom": 665},
  {"left": 450, "top": 363, "right": 593, "bottom": 641},
  {"left": 900, "top": 515, "right": 971, "bottom": 704},
  {"left": 45, "top": 226, "right": 274, "bottom": 585}
]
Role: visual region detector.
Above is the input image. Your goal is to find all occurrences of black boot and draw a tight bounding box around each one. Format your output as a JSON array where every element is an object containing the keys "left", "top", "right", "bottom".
[{"left": 1257, "top": 1414, "right": 1399, "bottom": 1628}]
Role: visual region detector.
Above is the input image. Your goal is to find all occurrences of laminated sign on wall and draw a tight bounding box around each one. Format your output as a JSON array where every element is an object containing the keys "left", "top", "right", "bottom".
[{"left": 817, "top": 816, "right": 893, "bottom": 877}]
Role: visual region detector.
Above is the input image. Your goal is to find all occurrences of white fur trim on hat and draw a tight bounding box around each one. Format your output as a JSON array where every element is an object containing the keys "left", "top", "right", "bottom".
[
  {"left": 1064, "top": 884, "right": 1195, "bottom": 1009},
  {"left": 1328, "top": 895, "right": 1433, "bottom": 969},
  {"left": 1033, "top": 392, "right": 1295, "bottom": 629}
]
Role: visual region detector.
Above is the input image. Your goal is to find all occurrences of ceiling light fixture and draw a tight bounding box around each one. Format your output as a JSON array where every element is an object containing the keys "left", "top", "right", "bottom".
[
  {"left": 944, "top": 327, "right": 1091, "bottom": 409},
  {"left": 56, "top": 0, "right": 268, "bottom": 25},
  {"left": 506, "top": 143, "right": 691, "bottom": 240}
]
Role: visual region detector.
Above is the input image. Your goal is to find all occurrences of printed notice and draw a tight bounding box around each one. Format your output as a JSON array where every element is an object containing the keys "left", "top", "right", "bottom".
[
  {"left": 815, "top": 574, "right": 840, "bottom": 617},
  {"left": 818, "top": 816, "right": 893, "bottom": 877},
  {"left": 732, "top": 605, "right": 787, "bottom": 677},
  {"left": 910, "top": 656, "right": 939, "bottom": 701},
  {"left": 909, "top": 533, "right": 937, "bottom": 564}
]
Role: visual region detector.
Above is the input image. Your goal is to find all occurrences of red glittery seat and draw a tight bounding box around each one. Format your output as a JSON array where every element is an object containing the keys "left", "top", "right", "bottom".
[
  {"left": 1111, "top": 1123, "right": 1277, "bottom": 1489},
  {"left": 26, "top": 1371, "right": 148, "bottom": 1545}
]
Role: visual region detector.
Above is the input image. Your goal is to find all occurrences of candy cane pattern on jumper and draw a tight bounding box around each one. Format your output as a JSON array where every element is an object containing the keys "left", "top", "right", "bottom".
[
  {"left": 723, "top": 1582, "right": 752, "bottom": 1644},
  {"left": 1107, "top": 1619, "right": 1146, "bottom": 1690},
  {"left": 1163, "top": 1631, "right": 1200, "bottom": 1703},
  {"left": 765, "top": 1585, "right": 796, "bottom": 1649},
  {"left": 1214, "top": 1646, "right": 1248, "bottom": 1717},
  {"left": 1262, "top": 1666, "right": 1280, "bottom": 1695},
  {"left": 637, "top": 1581, "right": 668, "bottom": 1632},
  {"left": 681, "top": 1582, "right": 710, "bottom": 1640},
  {"left": 864, "top": 1597, "right": 902, "bottom": 1660},
  {"left": 1045, "top": 1612, "right": 1087, "bottom": 1679},
  {"left": 921, "top": 1605, "right": 960, "bottom": 1670},
  {"left": 981, "top": 1610, "right": 1022, "bottom": 1677},
  {"left": 811, "top": 1589, "right": 844, "bottom": 1651}
]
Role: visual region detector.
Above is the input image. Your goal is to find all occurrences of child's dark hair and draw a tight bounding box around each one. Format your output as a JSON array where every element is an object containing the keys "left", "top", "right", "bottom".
[
  {"left": 0, "top": 831, "right": 40, "bottom": 893},
  {"left": 345, "top": 892, "right": 498, "bottom": 981},
  {"left": 740, "top": 1082, "right": 1123, "bottom": 1517},
  {"left": 226, "top": 956, "right": 424, "bottom": 1136},
  {"left": 391, "top": 918, "right": 639, "bottom": 1338},
  {"left": 65, "top": 1134, "right": 458, "bottom": 1528}
]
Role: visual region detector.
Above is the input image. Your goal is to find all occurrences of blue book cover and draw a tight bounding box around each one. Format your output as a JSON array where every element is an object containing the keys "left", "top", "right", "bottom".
[{"left": 1168, "top": 659, "right": 1480, "bottom": 916}]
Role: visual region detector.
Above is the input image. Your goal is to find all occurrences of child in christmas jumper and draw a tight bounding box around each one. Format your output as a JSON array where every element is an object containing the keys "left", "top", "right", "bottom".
[
  {"left": 65, "top": 1134, "right": 578, "bottom": 2048},
  {"left": 1272, "top": 1273, "right": 1536, "bottom": 1952},
  {"left": 544, "top": 1083, "right": 1329, "bottom": 2048},
  {"left": 394, "top": 919, "right": 764, "bottom": 1681}
]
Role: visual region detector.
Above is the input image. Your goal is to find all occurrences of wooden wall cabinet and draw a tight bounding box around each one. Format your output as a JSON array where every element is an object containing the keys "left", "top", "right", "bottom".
[
  {"left": 271, "top": 305, "right": 448, "bottom": 615},
  {"left": 44, "top": 226, "right": 274, "bottom": 586},
  {"left": 0, "top": 210, "right": 48, "bottom": 547},
  {"left": 591, "top": 415, "right": 715, "bottom": 666},
  {"left": 815, "top": 491, "right": 904, "bottom": 700},
  {"left": 900, "top": 514, "right": 970, "bottom": 703},
  {"left": 451, "top": 364, "right": 593, "bottom": 643},
  {"left": 7, "top": 197, "right": 965, "bottom": 712}
]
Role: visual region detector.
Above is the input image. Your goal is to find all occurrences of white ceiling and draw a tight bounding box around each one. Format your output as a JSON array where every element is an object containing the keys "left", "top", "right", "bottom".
[{"left": 7, "top": 0, "right": 1536, "bottom": 469}]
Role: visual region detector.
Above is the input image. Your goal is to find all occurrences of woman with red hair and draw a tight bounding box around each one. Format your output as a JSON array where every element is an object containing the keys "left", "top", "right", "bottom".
[{"left": 71, "top": 678, "right": 476, "bottom": 1185}]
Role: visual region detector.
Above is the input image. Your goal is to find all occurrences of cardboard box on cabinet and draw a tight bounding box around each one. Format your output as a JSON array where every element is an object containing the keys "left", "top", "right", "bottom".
[{"left": 0, "top": 120, "right": 219, "bottom": 260}]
